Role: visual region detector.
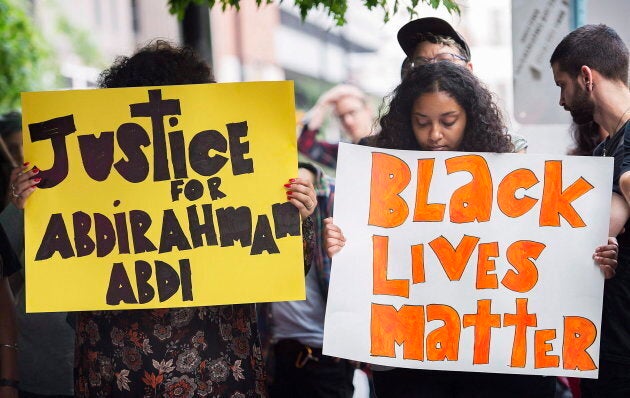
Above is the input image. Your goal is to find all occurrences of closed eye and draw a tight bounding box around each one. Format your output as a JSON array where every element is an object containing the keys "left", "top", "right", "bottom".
[
  {"left": 413, "top": 117, "right": 430, "bottom": 127},
  {"left": 441, "top": 115, "right": 459, "bottom": 126}
]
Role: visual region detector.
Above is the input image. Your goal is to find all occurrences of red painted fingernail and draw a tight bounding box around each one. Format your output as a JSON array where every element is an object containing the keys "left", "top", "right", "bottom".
[
  {"left": 23, "top": 162, "right": 29, "bottom": 167},
  {"left": 289, "top": 178, "right": 296, "bottom": 182},
  {"left": 283, "top": 184, "right": 291, "bottom": 188},
  {"left": 286, "top": 191, "right": 293, "bottom": 195},
  {"left": 33, "top": 178, "right": 41, "bottom": 183},
  {"left": 32, "top": 167, "right": 39, "bottom": 173}
]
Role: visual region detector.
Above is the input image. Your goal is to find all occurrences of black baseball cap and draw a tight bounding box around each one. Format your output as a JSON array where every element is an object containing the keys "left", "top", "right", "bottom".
[{"left": 397, "top": 17, "right": 471, "bottom": 60}]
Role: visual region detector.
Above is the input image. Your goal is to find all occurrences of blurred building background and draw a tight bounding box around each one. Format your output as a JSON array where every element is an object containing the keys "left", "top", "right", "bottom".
[{"left": 20, "top": 0, "right": 630, "bottom": 154}]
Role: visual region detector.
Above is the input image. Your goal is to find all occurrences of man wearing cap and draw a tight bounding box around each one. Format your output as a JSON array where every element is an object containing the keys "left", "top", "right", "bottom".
[
  {"left": 397, "top": 17, "right": 528, "bottom": 153},
  {"left": 398, "top": 17, "right": 473, "bottom": 74}
]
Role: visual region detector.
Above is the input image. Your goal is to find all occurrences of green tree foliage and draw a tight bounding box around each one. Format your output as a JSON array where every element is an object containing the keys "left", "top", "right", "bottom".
[
  {"left": 0, "top": 0, "right": 50, "bottom": 113},
  {"left": 168, "top": 0, "right": 460, "bottom": 25}
]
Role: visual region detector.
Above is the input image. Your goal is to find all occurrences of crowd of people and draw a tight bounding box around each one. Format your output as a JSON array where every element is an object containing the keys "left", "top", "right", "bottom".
[{"left": 0, "top": 14, "right": 628, "bottom": 398}]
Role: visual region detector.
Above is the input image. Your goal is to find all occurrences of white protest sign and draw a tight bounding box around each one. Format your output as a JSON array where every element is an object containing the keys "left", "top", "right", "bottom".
[{"left": 323, "top": 143, "right": 612, "bottom": 378}]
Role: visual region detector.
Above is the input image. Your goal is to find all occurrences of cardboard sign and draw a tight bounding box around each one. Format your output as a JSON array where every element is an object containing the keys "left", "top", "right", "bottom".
[
  {"left": 323, "top": 143, "right": 613, "bottom": 378},
  {"left": 22, "top": 82, "right": 306, "bottom": 312}
]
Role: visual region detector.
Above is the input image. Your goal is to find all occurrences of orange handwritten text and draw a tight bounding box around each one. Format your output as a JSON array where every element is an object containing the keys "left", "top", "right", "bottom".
[
  {"left": 369, "top": 155, "right": 592, "bottom": 228},
  {"left": 369, "top": 300, "right": 597, "bottom": 371}
]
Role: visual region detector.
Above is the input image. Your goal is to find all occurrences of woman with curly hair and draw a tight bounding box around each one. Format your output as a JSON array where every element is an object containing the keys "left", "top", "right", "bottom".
[
  {"left": 369, "top": 61, "right": 513, "bottom": 154},
  {"left": 9, "top": 41, "right": 317, "bottom": 398},
  {"left": 324, "top": 62, "right": 600, "bottom": 397}
]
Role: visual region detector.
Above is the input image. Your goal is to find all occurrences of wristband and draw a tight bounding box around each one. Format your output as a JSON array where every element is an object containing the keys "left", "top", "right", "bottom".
[{"left": 0, "top": 378, "right": 19, "bottom": 388}]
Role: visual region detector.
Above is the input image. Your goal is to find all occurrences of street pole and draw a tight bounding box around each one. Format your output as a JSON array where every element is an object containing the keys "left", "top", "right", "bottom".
[
  {"left": 180, "top": 3, "right": 213, "bottom": 66},
  {"left": 570, "top": 0, "right": 587, "bottom": 29}
]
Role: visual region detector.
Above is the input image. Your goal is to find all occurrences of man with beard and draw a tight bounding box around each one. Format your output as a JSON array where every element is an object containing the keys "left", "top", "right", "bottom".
[{"left": 551, "top": 24, "right": 629, "bottom": 397}]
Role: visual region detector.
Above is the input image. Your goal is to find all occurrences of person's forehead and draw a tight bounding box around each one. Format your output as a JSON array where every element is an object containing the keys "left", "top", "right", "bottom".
[
  {"left": 335, "top": 96, "right": 364, "bottom": 111},
  {"left": 413, "top": 41, "right": 461, "bottom": 57},
  {"left": 413, "top": 91, "right": 461, "bottom": 108},
  {"left": 551, "top": 63, "right": 571, "bottom": 82}
]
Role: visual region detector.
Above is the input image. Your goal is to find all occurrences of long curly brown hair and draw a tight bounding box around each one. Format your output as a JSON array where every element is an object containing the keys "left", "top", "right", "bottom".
[{"left": 369, "top": 62, "right": 512, "bottom": 153}]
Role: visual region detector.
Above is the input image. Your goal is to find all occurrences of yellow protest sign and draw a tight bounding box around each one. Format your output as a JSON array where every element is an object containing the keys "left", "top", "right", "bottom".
[{"left": 22, "top": 81, "right": 305, "bottom": 312}]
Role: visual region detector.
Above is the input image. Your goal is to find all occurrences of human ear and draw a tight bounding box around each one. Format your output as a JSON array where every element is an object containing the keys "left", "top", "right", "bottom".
[{"left": 581, "top": 65, "right": 594, "bottom": 92}]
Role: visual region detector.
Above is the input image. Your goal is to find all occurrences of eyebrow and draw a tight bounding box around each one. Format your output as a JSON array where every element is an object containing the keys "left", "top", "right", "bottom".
[{"left": 413, "top": 110, "right": 460, "bottom": 117}]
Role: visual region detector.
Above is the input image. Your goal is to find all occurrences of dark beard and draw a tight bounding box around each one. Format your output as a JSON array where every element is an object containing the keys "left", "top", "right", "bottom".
[
  {"left": 571, "top": 108, "right": 594, "bottom": 124},
  {"left": 568, "top": 89, "right": 594, "bottom": 124}
]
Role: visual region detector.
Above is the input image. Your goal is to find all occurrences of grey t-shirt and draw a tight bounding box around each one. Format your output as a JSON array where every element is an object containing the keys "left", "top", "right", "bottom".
[{"left": 271, "top": 266, "right": 326, "bottom": 348}]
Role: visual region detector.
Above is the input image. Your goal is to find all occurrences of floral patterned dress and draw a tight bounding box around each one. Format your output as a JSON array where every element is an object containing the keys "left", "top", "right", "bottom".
[
  {"left": 75, "top": 305, "right": 266, "bottom": 398},
  {"left": 75, "top": 218, "right": 313, "bottom": 397}
]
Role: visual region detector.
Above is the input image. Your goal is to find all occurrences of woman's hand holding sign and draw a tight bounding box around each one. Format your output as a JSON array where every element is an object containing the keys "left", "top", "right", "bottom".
[
  {"left": 285, "top": 176, "right": 317, "bottom": 218},
  {"left": 593, "top": 237, "right": 619, "bottom": 279},
  {"left": 323, "top": 217, "right": 345, "bottom": 258},
  {"left": 9, "top": 162, "right": 40, "bottom": 209}
]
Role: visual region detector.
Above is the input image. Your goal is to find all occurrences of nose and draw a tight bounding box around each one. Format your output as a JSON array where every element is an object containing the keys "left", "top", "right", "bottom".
[
  {"left": 429, "top": 123, "right": 443, "bottom": 142},
  {"left": 342, "top": 114, "right": 355, "bottom": 129},
  {"left": 559, "top": 94, "right": 565, "bottom": 108}
]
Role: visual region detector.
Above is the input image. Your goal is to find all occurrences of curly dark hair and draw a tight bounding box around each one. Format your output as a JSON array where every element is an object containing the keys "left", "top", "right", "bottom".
[
  {"left": 98, "top": 40, "right": 214, "bottom": 88},
  {"left": 370, "top": 62, "right": 512, "bottom": 153}
]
